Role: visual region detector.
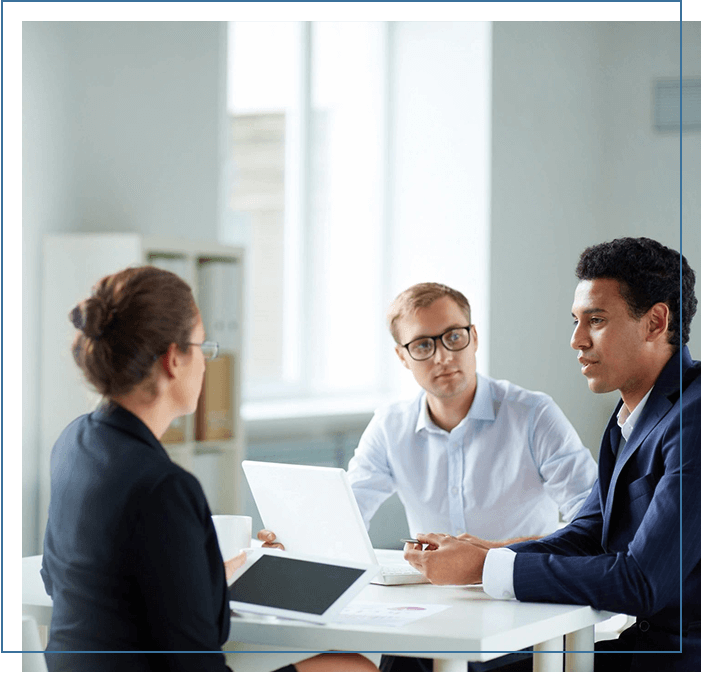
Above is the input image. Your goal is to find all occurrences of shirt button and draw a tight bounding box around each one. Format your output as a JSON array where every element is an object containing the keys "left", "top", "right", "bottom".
[
  {"left": 638, "top": 620, "right": 650, "bottom": 632},
  {"left": 451, "top": 487, "right": 459, "bottom": 495}
]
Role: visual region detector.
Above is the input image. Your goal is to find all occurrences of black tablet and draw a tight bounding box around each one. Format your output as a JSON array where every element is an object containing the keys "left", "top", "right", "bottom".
[{"left": 228, "top": 548, "right": 378, "bottom": 623}]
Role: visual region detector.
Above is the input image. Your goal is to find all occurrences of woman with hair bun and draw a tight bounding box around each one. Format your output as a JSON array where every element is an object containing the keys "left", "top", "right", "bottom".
[{"left": 41, "top": 266, "right": 376, "bottom": 673}]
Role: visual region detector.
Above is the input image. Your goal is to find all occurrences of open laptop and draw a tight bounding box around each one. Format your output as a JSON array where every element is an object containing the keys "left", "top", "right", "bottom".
[{"left": 242, "top": 460, "right": 428, "bottom": 585}]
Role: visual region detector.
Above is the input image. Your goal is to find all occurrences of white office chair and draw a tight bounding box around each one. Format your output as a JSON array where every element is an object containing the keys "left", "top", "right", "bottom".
[
  {"left": 22, "top": 614, "right": 48, "bottom": 672},
  {"left": 595, "top": 613, "right": 636, "bottom": 642},
  {"left": 22, "top": 555, "right": 51, "bottom": 671},
  {"left": 22, "top": 556, "right": 53, "bottom": 647}
]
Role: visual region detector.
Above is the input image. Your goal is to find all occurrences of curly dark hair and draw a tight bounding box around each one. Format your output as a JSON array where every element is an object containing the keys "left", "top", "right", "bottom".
[{"left": 576, "top": 237, "right": 697, "bottom": 350}]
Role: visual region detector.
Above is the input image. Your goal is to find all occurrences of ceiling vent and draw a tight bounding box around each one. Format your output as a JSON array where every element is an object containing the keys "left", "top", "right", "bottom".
[{"left": 654, "top": 78, "right": 701, "bottom": 133}]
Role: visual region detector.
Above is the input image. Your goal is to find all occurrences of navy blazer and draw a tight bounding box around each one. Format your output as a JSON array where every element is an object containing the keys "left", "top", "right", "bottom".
[
  {"left": 510, "top": 346, "right": 701, "bottom": 670},
  {"left": 41, "top": 403, "right": 230, "bottom": 672}
]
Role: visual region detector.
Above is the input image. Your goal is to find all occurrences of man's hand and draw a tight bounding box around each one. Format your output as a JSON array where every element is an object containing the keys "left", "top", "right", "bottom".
[
  {"left": 456, "top": 533, "right": 542, "bottom": 548},
  {"left": 455, "top": 533, "right": 505, "bottom": 549},
  {"left": 257, "top": 529, "right": 285, "bottom": 550},
  {"left": 404, "top": 533, "right": 487, "bottom": 585}
]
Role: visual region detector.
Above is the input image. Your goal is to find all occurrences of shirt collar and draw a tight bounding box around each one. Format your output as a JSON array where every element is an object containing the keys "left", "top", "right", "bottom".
[
  {"left": 616, "top": 387, "right": 653, "bottom": 442},
  {"left": 415, "top": 373, "right": 495, "bottom": 434},
  {"left": 470, "top": 374, "right": 496, "bottom": 422}
]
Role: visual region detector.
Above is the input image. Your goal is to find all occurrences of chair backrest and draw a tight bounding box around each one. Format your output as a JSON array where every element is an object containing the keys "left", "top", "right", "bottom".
[
  {"left": 22, "top": 555, "right": 53, "bottom": 629},
  {"left": 22, "top": 614, "right": 48, "bottom": 672}
]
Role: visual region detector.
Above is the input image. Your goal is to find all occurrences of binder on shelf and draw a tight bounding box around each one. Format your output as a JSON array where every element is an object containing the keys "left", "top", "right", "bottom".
[
  {"left": 147, "top": 254, "right": 189, "bottom": 283},
  {"left": 197, "top": 259, "right": 241, "bottom": 352},
  {"left": 195, "top": 354, "right": 235, "bottom": 441}
]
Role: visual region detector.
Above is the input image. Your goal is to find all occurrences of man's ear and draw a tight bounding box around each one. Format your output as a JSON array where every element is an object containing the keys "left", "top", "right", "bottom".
[
  {"left": 470, "top": 324, "right": 478, "bottom": 352},
  {"left": 646, "top": 303, "right": 670, "bottom": 343},
  {"left": 395, "top": 344, "right": 411, "bottom": 370}
]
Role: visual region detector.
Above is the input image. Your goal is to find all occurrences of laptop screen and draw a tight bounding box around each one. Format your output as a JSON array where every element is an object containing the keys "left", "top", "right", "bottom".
[{"left": 228, "top": 554, "right": 366, "bottom": 615}]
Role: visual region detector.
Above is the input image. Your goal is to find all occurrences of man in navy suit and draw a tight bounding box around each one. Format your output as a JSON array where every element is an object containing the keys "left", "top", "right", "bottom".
[{"left": 405, "top": 237, "right": 701, "bottom": 671}]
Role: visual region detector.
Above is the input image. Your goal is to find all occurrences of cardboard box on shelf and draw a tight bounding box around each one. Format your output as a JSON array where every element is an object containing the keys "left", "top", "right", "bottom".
[
  {"left": 161, "top": 416, "right": 186, "bottom": 444},
  {"left": 196, "top": 354, "right": 234, "bottom": 441}
]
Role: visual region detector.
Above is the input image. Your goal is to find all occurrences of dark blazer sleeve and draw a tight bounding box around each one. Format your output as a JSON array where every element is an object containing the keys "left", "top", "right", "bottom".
[
  {"left": 509, "top": 483, "right": 604, "bottom": 557},
  {"left": 133, "top": 471, "right": 230, "bottom": 671},
  {"left": 511, "top": 385, "right": 701, "bottom": 619}
]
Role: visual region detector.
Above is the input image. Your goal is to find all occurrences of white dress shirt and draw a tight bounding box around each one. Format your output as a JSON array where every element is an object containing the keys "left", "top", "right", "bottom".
[
  {"left": 483, "top": 387, "right": 654, "bottom": 600},
  {"left": 348, "top": 373, "right": 597, "bottom": 541}
]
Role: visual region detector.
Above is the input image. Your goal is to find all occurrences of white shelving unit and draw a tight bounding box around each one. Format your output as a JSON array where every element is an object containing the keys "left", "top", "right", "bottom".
[{"left": 40, "top": 233, "right": 245, "bottom": 540}]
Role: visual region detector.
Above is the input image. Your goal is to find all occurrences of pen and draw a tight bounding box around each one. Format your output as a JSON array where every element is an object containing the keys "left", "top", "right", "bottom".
[{"left": 400, "top": 538, "right": 422, "bottom": 545}]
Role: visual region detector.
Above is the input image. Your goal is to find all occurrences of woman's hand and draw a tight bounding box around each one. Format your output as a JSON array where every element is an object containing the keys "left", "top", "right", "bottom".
[
  {"left": 224, "top": 528, "right": 289, "bottom": 582},
  {"left": 224, "top": 551, "right": 247, "bottom": 582},
  {"left": 257, "top": 529, "right": 285, "bottom": 550}
]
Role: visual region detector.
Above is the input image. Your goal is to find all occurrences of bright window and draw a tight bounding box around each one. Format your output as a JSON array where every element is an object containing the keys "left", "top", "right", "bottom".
[{"left": 227, "top": 22, "right": 388, "bottom": 402}]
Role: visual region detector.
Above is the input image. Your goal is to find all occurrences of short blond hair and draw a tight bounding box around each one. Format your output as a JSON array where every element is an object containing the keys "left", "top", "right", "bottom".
[{"left": 387, "top": 282, "right": 471, "bottom": 343}]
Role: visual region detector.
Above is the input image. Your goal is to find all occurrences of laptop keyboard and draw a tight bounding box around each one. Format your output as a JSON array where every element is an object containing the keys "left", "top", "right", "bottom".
[{"left": 381, "top": 564, "right": 422, "bottom": 576}]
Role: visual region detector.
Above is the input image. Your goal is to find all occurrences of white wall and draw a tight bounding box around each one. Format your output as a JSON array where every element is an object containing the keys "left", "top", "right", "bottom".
[
  {"left": 65, "top": 22, "right": 225, "bottom": 237},
  {"left": 490, "top": 21, "right": 700, "bottom": 455},
  {"left": 598, "top": 21, "right": 701, "bottom": 359},
  {"left": 22, "top": 22, "right": 227, "bottom": 554},
  {"left": 23, "top": 22, "right": 82, "bottom": 556}
]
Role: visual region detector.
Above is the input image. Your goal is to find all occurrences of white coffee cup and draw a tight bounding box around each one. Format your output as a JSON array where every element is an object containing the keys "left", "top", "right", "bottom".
[{"left": 212, "top": 514, "right": 252, "bottom": 561}]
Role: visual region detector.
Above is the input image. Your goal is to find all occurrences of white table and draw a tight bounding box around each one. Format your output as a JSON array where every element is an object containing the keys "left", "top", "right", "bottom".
[
  {"left": 23, "top": 554, "right": 614, "bottom": 672},
  {"left": 225, "top": 552, "right": 615, "bottom": 673}
]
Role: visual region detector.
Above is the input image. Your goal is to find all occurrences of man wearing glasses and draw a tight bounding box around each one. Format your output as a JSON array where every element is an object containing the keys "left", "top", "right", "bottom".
[
  {"left": 347, "top": 282, "right": 597, "bottom": 549},
  {"left": 260, "top": 282, "right": 596, "bottom": 671}
]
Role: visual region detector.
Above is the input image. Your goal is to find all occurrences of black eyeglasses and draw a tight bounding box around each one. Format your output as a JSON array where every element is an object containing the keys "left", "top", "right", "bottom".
[
  {"left": 402, "top": 326, "right": 471, "bottom": 361},
  {"left": 189, "top": 341, "right": 220, "bottom": 361}
]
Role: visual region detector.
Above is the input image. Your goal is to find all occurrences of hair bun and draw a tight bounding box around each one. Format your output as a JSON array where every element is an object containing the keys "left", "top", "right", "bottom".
[
  {"left": 69, "top": 297, "right": 116, "bottom": 340},
  {"left": 69, "top": 305, "right": 86, "bottom": 331},
  {"left": 70, "top": 266, "right": 197, "bottom": 398}
]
